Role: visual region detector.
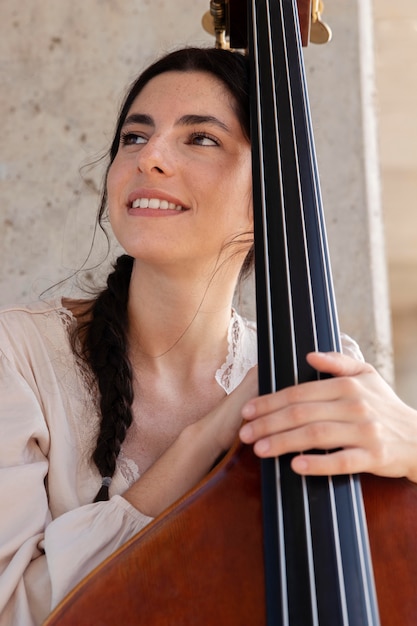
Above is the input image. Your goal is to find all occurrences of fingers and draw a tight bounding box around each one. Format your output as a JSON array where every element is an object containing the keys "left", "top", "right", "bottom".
[
  {"left": 291, "top": 448, "right": 369, "bottom": 476},
  {"left": 241, "top": 364, "right": 368, "bottom": 424},
  {"left": 305, "top": 351, "right": 374, "bottom": 378},
  {"left": 240, "top": 405, "right": 363, "bottom": 457},
  {"left": 241, "top": 351, "right": 376, "bottom": 421}
]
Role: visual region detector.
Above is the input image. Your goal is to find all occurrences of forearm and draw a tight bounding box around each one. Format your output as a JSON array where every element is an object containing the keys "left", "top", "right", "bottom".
[{"left": 122, "top": 419, "right": 221, "bottom": 518}]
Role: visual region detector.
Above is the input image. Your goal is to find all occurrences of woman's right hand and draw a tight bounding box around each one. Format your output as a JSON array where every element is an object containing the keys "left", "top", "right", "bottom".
[{"left": 122, "top": 367, "right": 258, "bottom": 518}]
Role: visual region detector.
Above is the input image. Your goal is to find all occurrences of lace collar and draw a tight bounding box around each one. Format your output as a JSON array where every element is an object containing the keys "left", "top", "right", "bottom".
[{"left": 215, "top": 309, "right": 257, "bottom": 394}]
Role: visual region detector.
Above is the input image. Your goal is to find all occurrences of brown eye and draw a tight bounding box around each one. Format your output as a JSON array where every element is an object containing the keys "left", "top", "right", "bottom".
[
  {"left": 189, "top": 132, "right": 219, "bottom": 147},
  {"left": 120, "top": 132, "right": 147, "bottom": 146}
]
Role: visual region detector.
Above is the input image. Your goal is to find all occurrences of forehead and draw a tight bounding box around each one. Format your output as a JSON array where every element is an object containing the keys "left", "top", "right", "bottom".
[{"left": 128, "top": 70, "right": 238, "bottom": 119}]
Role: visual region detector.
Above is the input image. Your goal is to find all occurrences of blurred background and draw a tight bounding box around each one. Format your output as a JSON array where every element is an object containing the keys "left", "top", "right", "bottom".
[
  {"left": 0, "top": 1, "right": 415, "bottom": 406},
  {"left": 375, "top": 0, "right": 417, "bottom": 408}
]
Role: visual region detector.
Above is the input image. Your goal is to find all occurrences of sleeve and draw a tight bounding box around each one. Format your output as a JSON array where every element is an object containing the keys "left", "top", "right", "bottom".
[
  {"left": 44, "top": 496, "right": 153, "bottom": 610},
  {"left": 340, "top": 332, "right": 365, "bottom": 361},
  {"left": 0, "top": 352, "right": 153, "bottom": 626}
]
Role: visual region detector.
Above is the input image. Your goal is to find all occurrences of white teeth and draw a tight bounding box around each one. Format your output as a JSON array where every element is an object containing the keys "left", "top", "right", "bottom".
[{"left": 131, "top": 198, "right": 183, "bottom": 210}]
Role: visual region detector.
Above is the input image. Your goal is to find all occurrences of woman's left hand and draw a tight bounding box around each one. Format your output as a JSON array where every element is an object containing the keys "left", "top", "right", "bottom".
[{"left": 239, "top": 352, "right": 417, "bottom": 482}]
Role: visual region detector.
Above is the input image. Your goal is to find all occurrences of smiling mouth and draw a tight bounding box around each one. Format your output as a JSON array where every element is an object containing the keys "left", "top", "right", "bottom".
[{"left": 131, "top": 198, "right": 185, "bottom": 211}]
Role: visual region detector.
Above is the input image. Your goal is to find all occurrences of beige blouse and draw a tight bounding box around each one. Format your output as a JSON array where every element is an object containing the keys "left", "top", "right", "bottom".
[
  {"left": 0, "top": 298, "right": 361, "bottom": 625},
  {"left": 0, "top": 299, "right": 258, "bottom": 626}
]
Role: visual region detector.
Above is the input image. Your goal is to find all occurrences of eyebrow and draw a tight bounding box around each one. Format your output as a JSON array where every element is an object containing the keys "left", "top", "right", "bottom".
[
  {"left": 178, "top": 114, "right": 231, "bottom": 133},
  {"left": 122, "top": 113, "right": 231, "bottom": 133},
  {"left": 123, "top": 113, "right": 154, "bottom": 128}
]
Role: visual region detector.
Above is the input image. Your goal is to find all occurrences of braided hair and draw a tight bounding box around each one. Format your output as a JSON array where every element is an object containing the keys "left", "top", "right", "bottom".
[
  {"left": 77, "top": 48, "right": 253, "bottom": 501},
  {"left": 85, "top": 255, "right": 134, "bottom": 501}
]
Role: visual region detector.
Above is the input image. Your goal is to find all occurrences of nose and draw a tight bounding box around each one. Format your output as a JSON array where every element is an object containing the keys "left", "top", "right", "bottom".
[{"left": 135, "top": 135, "right": 174, "bottom": 177}]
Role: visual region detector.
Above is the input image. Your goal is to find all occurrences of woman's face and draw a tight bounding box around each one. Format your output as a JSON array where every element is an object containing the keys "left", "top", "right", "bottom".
[{"left": 107, "top": 70, "right": 253, "bottom": 273}]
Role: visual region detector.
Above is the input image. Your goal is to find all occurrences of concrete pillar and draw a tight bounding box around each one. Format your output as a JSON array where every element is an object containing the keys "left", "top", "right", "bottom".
[
  {"left": 374, "top": 0, "right": 417, "bottom": 407},
  {"left": 303, "top": 0, "right": 392, "bottom": 379}
]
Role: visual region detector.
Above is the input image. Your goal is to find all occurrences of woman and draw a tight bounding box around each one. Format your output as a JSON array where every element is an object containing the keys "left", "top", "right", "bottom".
[{"left": 0, "top": 47, "right": 416, "bottom": 626}]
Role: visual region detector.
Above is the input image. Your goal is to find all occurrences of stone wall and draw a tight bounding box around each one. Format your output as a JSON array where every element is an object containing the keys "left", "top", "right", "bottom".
[{"left": 0, "top": 1, "right": 213, "bottom": 301}]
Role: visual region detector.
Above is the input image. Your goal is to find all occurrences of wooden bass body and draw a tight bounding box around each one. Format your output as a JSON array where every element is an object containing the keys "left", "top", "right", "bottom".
[{"left": 44, "top": 443, "right": 417, "bottom": 625}]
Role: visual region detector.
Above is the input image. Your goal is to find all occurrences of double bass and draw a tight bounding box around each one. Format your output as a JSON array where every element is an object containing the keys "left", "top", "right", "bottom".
[{"left": 45, "top": 1, "right": 417, "bottom": 624}]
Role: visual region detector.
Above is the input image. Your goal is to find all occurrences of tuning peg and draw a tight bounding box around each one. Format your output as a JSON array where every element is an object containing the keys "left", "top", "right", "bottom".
[
  {"left": 202, "top": 11, "right": 215, "bottom": 36},
  {"left": 202, "top": 1, "right": 229, "bottom": 48},
  {"left": 310, "top": 0, "right": 332, "bottom": 44}
]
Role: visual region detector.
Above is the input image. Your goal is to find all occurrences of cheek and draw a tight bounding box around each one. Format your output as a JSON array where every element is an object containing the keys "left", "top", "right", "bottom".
[
  {"left": 105, "top": 164, "right": 123, "bottom": 229},
  {"left": 236, "top": 151, "right": 252, "bottom": 192},
  {"left": 106, "top": 148, "right": 131, "bottom": 192},
  {"left": 106, "top": 161, "right": 120, "bottom": 201},
  {"left": 236, "top": 163, "right": 253, "bottom": 225},
  {"left": 246, "top": 197, "right": 254, "bottom": 228}
]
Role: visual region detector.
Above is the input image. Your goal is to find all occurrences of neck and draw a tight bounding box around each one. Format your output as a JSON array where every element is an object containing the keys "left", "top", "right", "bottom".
[{"left": 126, "top": 258, "right": 241, "bottom": 374}]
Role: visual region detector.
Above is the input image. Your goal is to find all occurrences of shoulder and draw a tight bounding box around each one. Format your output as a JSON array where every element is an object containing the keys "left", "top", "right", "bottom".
[
  {"left": 0, "top": 297, "right": 72, "bottom": 331},
  {"left": 0, "top": 297, "right": 67, "bottom": 318},
  {"left": 0, "top": 298, "right": 76, "bottom": 365}
]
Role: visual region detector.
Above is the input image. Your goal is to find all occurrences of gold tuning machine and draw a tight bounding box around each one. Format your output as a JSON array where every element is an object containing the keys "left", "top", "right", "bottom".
[
  {"left": 202, "top": 0, "right": 332, "bottom": 48},
  {"left": 202, "top": 1, "right": 229, "bottom": 49},
  {"left": 310, "top": 0, "right": 332, "bottom": 44}
]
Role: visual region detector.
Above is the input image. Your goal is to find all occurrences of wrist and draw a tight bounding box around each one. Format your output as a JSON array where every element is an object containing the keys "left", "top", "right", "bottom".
[{"left": 123, "top": 418, "right": 224, "bottom": 518}]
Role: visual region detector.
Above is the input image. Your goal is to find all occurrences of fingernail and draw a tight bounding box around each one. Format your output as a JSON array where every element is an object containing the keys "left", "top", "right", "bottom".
[{"left": 292, "top": 456, "right": 308, "bottom": 473}]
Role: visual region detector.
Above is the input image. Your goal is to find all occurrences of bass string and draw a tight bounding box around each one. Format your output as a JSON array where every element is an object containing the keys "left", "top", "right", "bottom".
[
  {"left": 268, "top": 1, "right": 322, "bottom": 622},
  {"left": 249, "top": 3, "right": 290, "bottom": 623},
  {"left": 270, "top": 5, "right": 326, "bottom": 621},
  {"left": 278, "top": 4, "right": 351, "bottom": 623},
  {"left": 275, "top": 2, "right": 378, "bottom": 623},
  {"left": 265, "top": 1, "right": 322, "bottom": 622},
  {"left": 289, "top": 10, "right": 377, "bottom": 618},
  {"left": 283, "top": 4, "right": 377, "bottom": 620},
  {"left": 251, "top": 0, "right": 313, "bottom": 622},
  {"left": 251, "top": 0, "right": 365, "bottom": 622}
]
